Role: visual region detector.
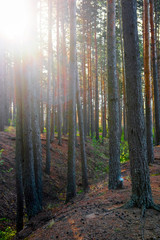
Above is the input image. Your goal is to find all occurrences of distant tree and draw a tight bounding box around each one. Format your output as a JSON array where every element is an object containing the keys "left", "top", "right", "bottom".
[
  {"left": 66, "top": 0, "right": 77, "bottom": 202},
  {"left": 45, "top": 0, "right": 52, "bottom": 175},
  {"left": 76, "top": 67, "right": 89, "bottom": 191},
  {"left": 122, "top": 0, "right": 159, "bottom": 211},
  {"left": 94, "top": 3, "right": 99, "bottom": 141},
  {"left": 0, "top": 40, "right": 5, "bottom": 131},
  {"left": 107, "top": 0, "right": 122, "bottom": 189},
  {"left": 143, "top": 0, "right": 154, "bottom": 164},
  {"left": 57, "top": 0, "right": 62, "bottom": 146},
  {"left": 15, "top": 51, "right": 24, "bottom": 232}
]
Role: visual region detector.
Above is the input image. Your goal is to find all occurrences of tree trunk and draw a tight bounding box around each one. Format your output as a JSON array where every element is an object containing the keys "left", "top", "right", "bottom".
[
  {"left": 76, "top": 66, "right": 89, "bottom": 191},
  {"left": 0, "top": 41, "right": 5, "bottom": 131},
  {"left": 149, "top": 0, "right": 160, "bottom": 145},
  {"left": 94, "top": 16, "right": 99, "bottom": 141},
  {"left": 57, "top": 0, "right": 62, "bottom": 146},
  {"left": 66, "top": 0, "right": 77, "bottom": 202},
  {"left": 82, "top": 13, "right": 87, "bottom": 138},
  {"left": 15, "top": 52, "right": 24, "bottom": 232},
  {"left": 61, "top": 16, "right": 68, "bottom": 137},
  {"left": 118, "top": 0, "right": 127, "bottom": 141},
  {"left": 22, "top": 59, "right": 41, "bottom": 219},
  {"left": 107, "top": 0, "right": 122, "bottom": 190},
  {"left": 143, "top": 0, "right": 154, "bottom": 164},
  {"left": 31, "top": 59, "right": 42, "bottom": 207},
  {"left": 122, "top": 0, "right": 153, "bottom": 208},
  {"left": 45, "top": 0, "right": 52, "bottom": 174}
]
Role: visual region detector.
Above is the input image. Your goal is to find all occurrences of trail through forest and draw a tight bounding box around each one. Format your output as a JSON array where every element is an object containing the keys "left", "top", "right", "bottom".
[{"left": 0, "top": 128, "right": 160, "bottom": 240}]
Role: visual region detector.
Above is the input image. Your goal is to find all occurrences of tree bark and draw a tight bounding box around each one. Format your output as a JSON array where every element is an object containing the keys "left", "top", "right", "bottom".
[
  {"left": 122, "top": 0, "right": 153, "bottom": 208},
  {"left": 66, "top": 0, "right": 77, "bottom": 202},
  {"left": 45, "top": 0, "right": 52, "bottom": 174},
  {"left": 57, "top": 0, "right": 62, "bottom": 146},
  {"left": 107, "top": 0, "right": 122, "bottom": 189},
  {"left": 76, "top": 66, "right": 89, "bottom": 191},
  {"left": 0, "top": 40, "right": 5, "bottom": 131},
  {"left": 143, "top": 0, "right": 154, "bottom": 164},
  {"left": 94, "top": 15, "right": 99, "bottom": 141},
  {"left": 149, "top": 0, "right": 160, "bottom": 145},
  {"left": 15, "top": 52, "right": 24, "bottom": 232}
]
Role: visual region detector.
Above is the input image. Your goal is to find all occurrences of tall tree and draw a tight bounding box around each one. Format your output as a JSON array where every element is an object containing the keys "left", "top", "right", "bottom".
[
  {"left": 45, "top": 0, "right": 52, "bottom": 175},
  {"left": 121, "top": 0, "right": 159, "bottom": 210},
  {"left": 143, "top": 0, "right": 154, "bottom": 164},
  {"left": 0, "top": 39, "right": 5, "bottom": 131},
  {"left": 76, "top": 67, "right": 89, "bottom": 191},
  {"left": 107, "top": 0, "right": 122, "bottom": 189},
  {"left": 15, "top": 51, "right": 24, "bottom": 232},
  {"left": 149, "top": 0, "right": 160, "bottom": 145},
  {"left": 15, "top": 0, "right": 42, "bottom": 222},
  {"left": 57, "top": 0, "right": 62, "bottom": 146},
  {"left": 94, "top": 7, "right": 99, "bottom": 141},
  {"left": 66, "top": 0, "right": 77, "bottom": 202}
]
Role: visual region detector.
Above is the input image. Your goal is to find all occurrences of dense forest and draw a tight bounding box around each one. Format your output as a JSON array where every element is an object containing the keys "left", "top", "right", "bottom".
[{"left": 0, "top": 0, "right": 160, "bottom": 239}]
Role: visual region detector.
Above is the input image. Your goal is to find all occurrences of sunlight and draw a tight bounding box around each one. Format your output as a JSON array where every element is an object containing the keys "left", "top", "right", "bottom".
[{"left": 0, "top": 0, "right": 30, "bottom": 43}]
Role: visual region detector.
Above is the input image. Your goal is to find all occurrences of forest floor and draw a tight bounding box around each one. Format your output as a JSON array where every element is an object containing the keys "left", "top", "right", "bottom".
[{"left": 0, "top": 127, "right": 160, "bottom": 240}]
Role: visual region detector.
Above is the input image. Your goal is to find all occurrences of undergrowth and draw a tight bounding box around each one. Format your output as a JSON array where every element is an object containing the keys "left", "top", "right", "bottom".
[{"left": 0, "top": 227, "right": 16, "bottom": 240}]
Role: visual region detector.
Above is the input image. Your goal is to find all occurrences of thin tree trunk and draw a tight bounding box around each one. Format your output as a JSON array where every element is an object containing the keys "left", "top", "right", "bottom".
[
  {"left": 57, "top": 0, "right": 62, "bottom": 146},
  {"left": 66, "top": 0, "right": 77, "bottom": 202},
  {"left": 31, "top": 59, "right": 42, "bottom": 207},
  {"left": 82, "top": 14, "right": 87, "bottom": 138},
  {"left": 118, "top": 0, "right": 127, "bottom": 140},
  {"left": 50, "top": 78, "right": 55, "bottom": 142},
  {"left": 46, "top": 0, "right": 52, "bottom": 174},
  {"left": 94, "top": 16, "right": 99, "bottom": 141},
  {"left": 15, "top": 52, "right": 24, "bottom": 232},
  {"left": 143, "top": 0, "right": 154, "bottom": 164},
  {"left": 76, "top": 66, "right": 89, "bottom": 191},
  {"left": 150, "top": 0, "right": 160, "bottom": 145},
  {"left": 0, "top": 41, "right": 5, "bottom": 131},
  {"left": 61, "top": 17, "right": 68, "bottom": 136}
]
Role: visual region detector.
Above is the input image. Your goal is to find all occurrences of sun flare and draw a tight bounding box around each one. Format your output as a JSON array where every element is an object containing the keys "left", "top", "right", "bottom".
[{"left": 0, "top": 0, "right": 31, "bottom": 42}]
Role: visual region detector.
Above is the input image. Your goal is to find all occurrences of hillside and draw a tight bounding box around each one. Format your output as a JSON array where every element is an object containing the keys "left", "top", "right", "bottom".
[{"left": 0, "top": 128, "right": 160, "bottom": 240}]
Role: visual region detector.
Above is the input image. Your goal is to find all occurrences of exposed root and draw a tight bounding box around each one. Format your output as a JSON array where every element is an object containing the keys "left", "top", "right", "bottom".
[
  {"left": 121, "top": 200, "right": 136, "bottom": 209},
  {"left": 151, "top": 203, "right": 160, "bottom": 211}
]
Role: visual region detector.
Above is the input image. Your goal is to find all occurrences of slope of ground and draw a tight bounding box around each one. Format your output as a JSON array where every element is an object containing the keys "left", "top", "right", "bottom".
[{"left": 0, "top": 128, "right": 160, "bottom": 240}]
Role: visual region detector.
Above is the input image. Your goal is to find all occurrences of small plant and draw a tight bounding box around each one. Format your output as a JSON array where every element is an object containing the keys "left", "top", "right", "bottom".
[
  {"left": 0, "top": 227, "right": 16, "bottom": 240},
  {"left": 125, "top": 175, "right": 130, "bottom": 180},
  {"left": 120, "top": 141, "right": 129, "bottom": 163},
  {"left": 6, "top": 168, "right": 13, "bottom": 173},
  {"left": 77, "top": 189, "right": 83, "bottom": 194},
  {"left": 0, "top": 149, "right": 4, "bottom": 166}
]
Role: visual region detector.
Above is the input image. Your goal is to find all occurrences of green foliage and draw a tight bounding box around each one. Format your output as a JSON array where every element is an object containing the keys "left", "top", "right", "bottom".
[
  {"left": 103, "top": 164, "right": 109, "bottom": 174},
  {"left": 0, "top": 149, "right": 13, "bottom": 173},
  {"left": 6, "top": 168, "right": 13, "bottom": 173},
  {"left": 0, "top": 227, "right": 16, "bottom": 240},
  {"left": 99, "top": 126, "right": 103, "bottom": 133},
  {"left": 0, "top": 149, "right": 4, "bottom": 166},
  {"left": 77, "top": 189, "right": 83, "bottom": 194},
  {"left": 8, "top": 118, "right": 16, "bottom": 127},
  {"left": 152, "top": 128, "right": 155, "bottom": 146},
  {"left": 120, "top": 141, "right": 129, "bottom": 163},
  {"left": 0, "top": 218, "right": 9, "bottom": 222},
  {"left": 90, "top": 137, "right": 108, "bottom": 175}
]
